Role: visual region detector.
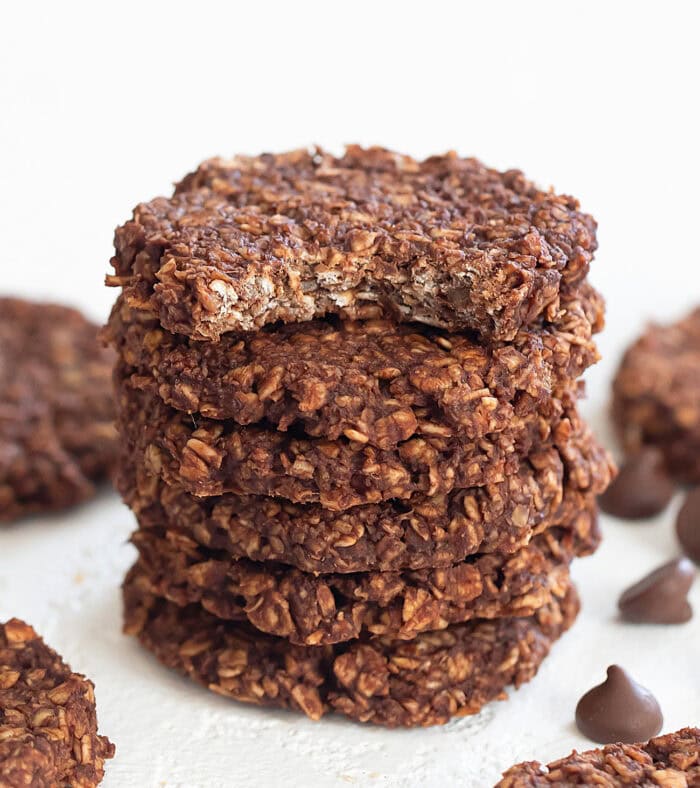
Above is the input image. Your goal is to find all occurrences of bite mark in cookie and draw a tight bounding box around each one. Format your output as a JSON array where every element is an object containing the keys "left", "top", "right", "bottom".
[{"left": 109, "top": 146, "right": 597, "bottom": 342}]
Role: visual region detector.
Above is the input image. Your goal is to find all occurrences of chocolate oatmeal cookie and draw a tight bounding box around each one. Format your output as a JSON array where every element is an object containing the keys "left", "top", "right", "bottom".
[
  {"left": 108, "top": 146, "right": 597, "bottom": 342},
  {"left": 128, "top": 516, "right": 596, "bottom": 646},
  {"left": 0, "top": 619, "right": 114, "bottom": 786},
  {"left": 613, "top": 308, "right": 700, "bottom": 483},
  {"left": 105, "top": 284, "right": 602, "bottom": 445},
  {"left": 497, "top": 727, "right": 700, "bottom": 787},
  {"left": 123, "top": 570, "right": 579, "bottom": 727},
  {"left": 0, "top": 298, "right": 117, "bottom": 522},
  {"left": 118, "top": 422, "right": 612, "bottom": 573},
  {"left": 115, "top": 368, "right": 584, "bottom": 510}
]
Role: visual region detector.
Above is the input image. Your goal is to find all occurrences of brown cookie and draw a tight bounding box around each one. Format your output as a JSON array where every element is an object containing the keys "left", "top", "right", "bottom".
[
  {"left": 0, "top": 619, "right": 114, "bottom": 787},
  {"left": 613, "top": 307, "right": 700, "bottom": 483},
  {"left": 497, "top": 727, "right": 700, "bottom": 786},
  {"left": 123, "top": 569, "right": 579, "bottom": 727},
  {"left": 128, "top": 514, "right": 597, "bottom": 646},
  {"left": 107, "top": 146, "right": 597, "bottom": 343},
  {"left": 105, "top": 284, "right": 602, "bottom": 446},
  {"left": 115, "top": 367, "right": 587, "bottom": 510},
  {"left": 0, "top": 298, "right": 117, "bottom": 522},
  {"left": 118, "top": 422, "right": 612, "bottom": 573}
]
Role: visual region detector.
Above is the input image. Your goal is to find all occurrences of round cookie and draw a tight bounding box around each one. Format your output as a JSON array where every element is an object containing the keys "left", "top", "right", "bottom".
[
  {"left": 105, "top": 284, "right": 602, "bottom": 446},
  {"left": 123, "top": 569, "right": 579, "bottom": 727},
  {"left": 0, "top": 618, "right": 114, "bottom": 786},
  {"left": 0, "top": 298, "right": 117, "bottom": 522},
  {"left": 118, "top": 422, "right": 613, "bottom": 574},
  {"left": 613, "top": 307, "right": 700, "bottom": 483},
  {"left": 115, "top": 368, "right": 586, "bottom": 510},
  {"left": 109, "top": 146, "right": 597, "bottom": 343},
  {"left": 129, "top": 516, "right": 597, "bottom": 646}
]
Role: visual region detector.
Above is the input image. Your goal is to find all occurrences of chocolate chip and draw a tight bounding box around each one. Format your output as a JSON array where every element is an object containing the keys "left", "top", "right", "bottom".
[
  {"left": 598, "top": 448, "right": 675, "bottom": 519},
  {"left": 618, "top": 558, "right": 694, "bottom": 623},
  {"left": 575, "top": 665, "right": 663, "bottom": 744},
  {"left": 677, "top": 486, "right": 700, "bottom": 563}
]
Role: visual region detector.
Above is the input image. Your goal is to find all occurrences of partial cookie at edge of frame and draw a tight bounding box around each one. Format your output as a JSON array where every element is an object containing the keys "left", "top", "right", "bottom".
[
  {"left": 613, "top": 307, "right": 700, "bottom": 483},
  {"left": 0, "top": 298, "right": 117, "bottom": 523},
  {"left": 496, "top": 727, "right": 700, "bottom": 787},
  {"left": 0, "top": 618, "right": 114, "bottom": 787}
]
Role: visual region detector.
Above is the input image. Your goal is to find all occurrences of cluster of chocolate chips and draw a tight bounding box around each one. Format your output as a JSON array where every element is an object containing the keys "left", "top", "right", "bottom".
[
  {"left": 598, "top": 446, "right": 697, "bottom": 622},
  {"left": 573, "top": 447, "right": 699, "bottom": 745}
]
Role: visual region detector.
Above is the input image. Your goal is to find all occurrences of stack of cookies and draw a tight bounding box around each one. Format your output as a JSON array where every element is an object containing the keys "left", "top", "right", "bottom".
[{"left": 106, "top": 147, "right": 613, "bottom": 727}]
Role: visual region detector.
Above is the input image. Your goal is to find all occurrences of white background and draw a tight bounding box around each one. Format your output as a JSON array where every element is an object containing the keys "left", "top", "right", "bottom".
[{"left": 1, "top": 1, "right": 699, "bottom": 785}]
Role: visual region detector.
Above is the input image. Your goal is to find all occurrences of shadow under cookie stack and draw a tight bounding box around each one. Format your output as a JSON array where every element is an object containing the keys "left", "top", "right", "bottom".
[{"left": 106, "top": 147, "right": 614, "bottom": 727}]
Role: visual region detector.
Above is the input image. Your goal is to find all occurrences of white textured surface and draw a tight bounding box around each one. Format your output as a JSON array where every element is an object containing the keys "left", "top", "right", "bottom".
[{"left": 1, "top": 1, "right": 699, "bottom": 786}]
